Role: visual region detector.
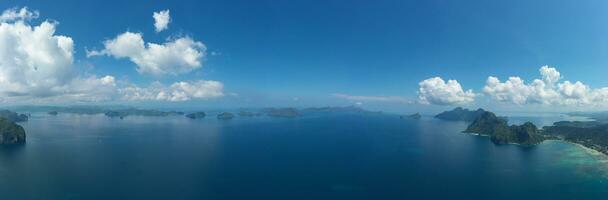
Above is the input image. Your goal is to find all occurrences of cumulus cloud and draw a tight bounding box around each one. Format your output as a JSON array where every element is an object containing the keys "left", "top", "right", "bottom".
[
  {"left": 87, "top": 31, "right": 206, "bottom": 76},
  {"left": 333, "top": 93, "right": 412, "bottom": 104},
  {"left": 120, "top": 80, "right": 224, "bottom": 101},
  {"left": 0, "top": 11, "right": 121, "bottom": 102},
  {"left": 483, "top": 66, "right": 608, "bottom": 106},
  {"left": 0, "top": 7, "right": 39, "bottom": 22},
  {"left": 153, "top": 10, "right": 170, "bottom": 32},
  {"left": 0, "top": 11, "right": 76, "bottom": 98},
  {"left": 418, "top": 77, "right": 476, "bottom": 105},
  {"left": 0, "top": 7, "right": 223, "bottom": 103}
]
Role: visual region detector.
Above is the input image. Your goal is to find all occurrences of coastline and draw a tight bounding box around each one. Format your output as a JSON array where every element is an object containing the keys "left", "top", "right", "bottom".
[{"left": 564, "top": 140, "right": 608, "bottom": 159}]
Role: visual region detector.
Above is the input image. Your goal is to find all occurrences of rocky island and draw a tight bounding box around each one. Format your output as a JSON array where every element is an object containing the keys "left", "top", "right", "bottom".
[
  {"left": 263, "top": 108, "right": 299, "bottom": 118},
  {"left": 401, "top": 113, "right": 421, "bottom": 119},
  {"left": 186, "top": 112, "right": 206, "bottom": 119},
  {"left": 434, "top": 107, "right": 486, "bottom": 121},
  {"left": 0, "top": 110, "right": 28, "bottom": 122},
  {"left": 463, "top": 111, "right": 544, "bottom": 145},
  {"left": 0, "top": 118, "right": 26, "bottom": 145},
  {"left": 217, "top": 112, "right": 235, "bottom": 120},
  {"left": 434, "top": 107, "right": 608, "bottom": 152},
  {"left": 105, "top": 109, "right": 184, "bottom": 119}
]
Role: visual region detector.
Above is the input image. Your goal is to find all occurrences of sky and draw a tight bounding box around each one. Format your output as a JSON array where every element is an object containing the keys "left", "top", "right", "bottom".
[{"left": 1, "top": 0, "right": 608, "bottom": 113}]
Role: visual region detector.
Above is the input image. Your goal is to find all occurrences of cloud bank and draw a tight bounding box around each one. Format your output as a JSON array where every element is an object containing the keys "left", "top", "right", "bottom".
[
  {"left": 483, "top": 66, "right": 608, "bottom": 106},
  {"left": 121, "top": 80, "right": 224, "bottom": 102},
  {"left": 333, "top": 93, "right": 412, "bottom": 104}
]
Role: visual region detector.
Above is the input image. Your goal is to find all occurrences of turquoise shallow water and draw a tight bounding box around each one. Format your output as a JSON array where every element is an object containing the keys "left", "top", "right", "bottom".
[{"left": 0, "top": 113, "right": 607, "bottom": 199}]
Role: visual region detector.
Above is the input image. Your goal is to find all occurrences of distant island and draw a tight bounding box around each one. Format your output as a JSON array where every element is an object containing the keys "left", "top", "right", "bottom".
[
  {"left": 0, "top": 110, "right": 28, "bottom": 122},
  {"left": 6, "top": 105, "right": 383, "bottom": 120},
  {"left": 0, "top": 117, "right": 26, "bottom": 145},
  {"left": 186, "top": 112, "right": 206, "bottom": 119},
  {"left": 105, "top": 109, "right": 184, "bottom": 119},
  {"left": 463, "top": 111, "right": 544, "bottom": 145},
  {"left": 217, "top": 112, "right": 235, "bottom": 120},
  {"left": 401, "top": 113, "right": 421, "bottom": 119},
  {"left": 434, "top": 107, "right": 486, "bottom": 121},
  {"left": 300, "top": 106, "right": 378, "bottom": 115},
  {"left": 263, "top": 108, "right": 300, "bottom": 118}
]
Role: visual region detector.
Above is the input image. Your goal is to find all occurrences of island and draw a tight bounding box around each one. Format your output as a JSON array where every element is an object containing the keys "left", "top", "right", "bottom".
[
  {"left": 0, "top": 117, "right": 26, "bottom": 145},
  {"left": 567, "top": 111, "right": 608, "bottom": 123},
  {"left": 300, "top": 106, "right": 377, "bottom": 114},
  {"left": 0, "top": 110, "right": 28, "bottom": 122},
  {"left": 401, "top": 113, "right": 421, "bottom": 119},
  {"left": 105, "top": 109, "right": 184, "bottom": 119},
  {"left": 434, "top": 108, "right": 545, "bottom": 145},
  {"left": 217, "top": 112, "right": 235, "bottom": 120},
  {"left": 48, "top": 111, "right": 59, "bottom": 115},
  {"left": 463, "top": 111, "right": 544, "bottom": 145},
  {"left": 186, "top": 112, "right": 206, "bottom": 119},
  {"left": 433, "top": 107, "right": 608, "bottom": 152},
  {"left": 434, "top": 107, "right": 486, "bottom": 121},
  {"left": 263, "top": 108, "right": 300, "bottom": 118}
]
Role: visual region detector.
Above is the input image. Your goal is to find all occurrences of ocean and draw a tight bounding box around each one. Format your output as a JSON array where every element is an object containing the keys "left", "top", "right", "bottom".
[{"left": 0, "top": 112, "right": 607, "bottom": 199}]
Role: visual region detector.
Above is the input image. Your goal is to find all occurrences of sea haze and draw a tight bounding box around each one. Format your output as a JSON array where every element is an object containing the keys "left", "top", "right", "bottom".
[{"left": 0, "top": 112, "right": 607, "bottom": 199}]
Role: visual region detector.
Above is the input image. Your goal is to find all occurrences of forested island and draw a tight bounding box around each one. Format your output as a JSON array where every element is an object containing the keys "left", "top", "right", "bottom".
[
  {"left": 436, "top": 107, "right": 608, "bottom": 154},
  {"left": 217, "top": 112, "right": 235, "bottom": 120},
  {"left": 105, "top": 109, "right": 184, "bottom": 119},
  {"left": 542, "top": 121, "right": 608, "bottom": 155},
  {"left": 186, "top": 112, "right": 206, "bottom": 119},
  {"left": 434, "top": 107, "right": 486, "bottom": 121},
  {"left": 0, "top": 117, "right": 26, "bottom": 145},
  {"left": 463, "top": 111, "right": 544, "bottom": 145},
  {"left": 0, "top": 110, "right": 28, "bottom": 122},
  {"left": 262, "top": 108, "right": 300, "bottom": 118},
  {"left": 401, "top": 113, "right": 421, "bottom": 119}
]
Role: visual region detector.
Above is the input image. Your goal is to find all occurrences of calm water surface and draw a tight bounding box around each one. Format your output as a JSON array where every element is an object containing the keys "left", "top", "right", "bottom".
[{"left": 0, "top": 113, "right": 607, "bottom": 199}]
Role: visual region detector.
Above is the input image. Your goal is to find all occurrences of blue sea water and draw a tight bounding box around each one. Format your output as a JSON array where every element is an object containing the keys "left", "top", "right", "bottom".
[{"left": 0, "top": 113, "right": 607, "bottom": 199}]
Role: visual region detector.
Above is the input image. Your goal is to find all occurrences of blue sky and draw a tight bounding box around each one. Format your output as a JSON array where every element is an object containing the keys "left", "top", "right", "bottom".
[{"left": 2, "top": 0, "right": 608, "bottom": 113}]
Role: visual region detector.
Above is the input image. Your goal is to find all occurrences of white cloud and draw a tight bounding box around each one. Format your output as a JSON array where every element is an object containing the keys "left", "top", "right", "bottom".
[
  {"left": 120, "top": 80, "right": 224, "bottom": 102},
  {"left": 418, "top": 77, "right": 476, "bottom": 105},
  {"left": 333, "top": 93, "right": 412, "bottom": 104},
  {"left": 0, "top": 13, "right": 76, "bottom": 98},
  {"left": 0, "top": 10, "right": 117, "bottom": 103},
  {"left": 0, "top": 7, "right": 119, "bottom": 103},
  {"left": 0, "top": 7, "right": 39, "bottom": 22},
  {"left": 153, "top": 10, "right": 170, "bottom": 32},
  {"left": 483, "top": 66, "right": 608, "bottom": 106},
  {"left": 88, "top": 31, "right": 207, "bottom": 76},
  {"left": 0, "top": 7, "right": 223, "bottom": 103}
]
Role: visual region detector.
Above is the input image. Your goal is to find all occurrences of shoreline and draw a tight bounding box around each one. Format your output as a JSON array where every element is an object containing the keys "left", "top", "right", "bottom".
[
  {"left": 561, "top": 140, "right": 608, "bottom": 159},
  {"left": 465, "top": 132, "right": 608, "bottom": 155}
]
